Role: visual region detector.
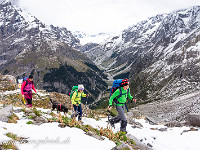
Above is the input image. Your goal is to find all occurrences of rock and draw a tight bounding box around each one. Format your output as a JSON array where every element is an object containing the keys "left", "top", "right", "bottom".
[
  {"left": 147, "top": 143, "right": 153, "bottom": 148},
  {"left": 158, "top": 128, "right": 168, "bottom": 132},
  {"left": 111, "top": 142, "right": 133, "bottom": 150},
  {"left": 130, "top": 109, "right": 142, "bottom": 118},
  {"left": 131, "top": 122, "right": 143, "bottom": 129},
  {"left": 85, "top": 131, "right": 105, "bottom": 141},
  {"left": 145, "top": 117, "right": 158, "bottom": 125},
  {"left": 186, "top": 113, "right": 200, "bottom": 127},
  {"left": 1, "top": 75, "right": 17, "bottom": 85},
  {"left": 165, "top": 121, "right": 182, "bottom": 127},
  {"left": 181, "top": 127, "right": 198, "bottom": 135},
  {"left": 33, "top": 116, "right": 48, "bottom": 125},
  {"left": 14, "top": 108, "right": 22, "bottom": 113},
  {"left": 0, "top": 75, "right": 17, "bottom": 91},
  {"left": 126, "top": 134, "right": 154, "bottom": 150},
  {"left": 126, "top": 112, "right": 143, "bottom": 128},
  {"left": 0, "top": 104, "right": 13, "bottom": 122}
]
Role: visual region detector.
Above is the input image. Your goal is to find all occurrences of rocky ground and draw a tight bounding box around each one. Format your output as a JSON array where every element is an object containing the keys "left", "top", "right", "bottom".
[{"left": 136, "top": 90, "right": 200, "bottom": 124}]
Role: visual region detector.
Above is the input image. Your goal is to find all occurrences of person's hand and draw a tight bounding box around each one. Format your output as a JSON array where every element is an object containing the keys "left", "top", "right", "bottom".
[
  {"left": 22, "top": 95, "right": 25, "bottom": 98},
  {"left": 86, "top": 94, "right": 90, "bottom": 97},
  {"left": 132, "top": 99, "right": 137, "bottom": 102},
  {"left": 76, "top": 104, "right": 78, "bottom": 106},
  {"left": 108, "top": 106, "right": 111, "bottom": 111}
]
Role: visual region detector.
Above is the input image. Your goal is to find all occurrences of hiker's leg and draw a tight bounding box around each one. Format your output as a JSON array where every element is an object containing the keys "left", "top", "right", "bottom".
[
  {"left": 78, "top": 104, "right": 82, "bottom": 121},
  {"left": 73, "top": 105, "right": 78, "bottom": 117},
  {"left": 119, "top": 106, "right": 127, "bottom": 132},
  {"left": 26, "top": 98, "right": 32, "bottom": 108},
  {"left": 24, "top": 92, "right": 32, "bottom": 108},
  {"left": 110, "top": 105, "right": 122, "bottom": 124},
  {"left": 28, "top": 92, "right": 33, "bottom": 108}
]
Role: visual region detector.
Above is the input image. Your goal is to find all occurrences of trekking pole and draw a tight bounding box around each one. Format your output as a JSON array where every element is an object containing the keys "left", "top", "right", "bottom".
[
  {"left": 134, "top": 100, "right": 136, "bottom": 123},
  {"left": 107, "top": 110, "right": 111, "bottom": 127},
  {"left": 22, "top": 97, "right": 26, "bottom": 105}
]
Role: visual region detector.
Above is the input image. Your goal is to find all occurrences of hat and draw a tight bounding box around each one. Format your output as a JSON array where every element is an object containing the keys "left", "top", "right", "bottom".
[
  {"left": 78, "top": 84, "right": 84, "bottom": 90},
  {"left": 121, "top": 79, "right": 129, "bottom": 87},
  {"left": 29, "top": 75, "right": 33, "bottom": 79}
]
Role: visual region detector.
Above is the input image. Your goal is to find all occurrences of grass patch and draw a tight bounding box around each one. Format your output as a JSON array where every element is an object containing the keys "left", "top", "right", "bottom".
[
  {"left": 8, "top": 113, "right": 19, "bottom": 123},
  {"left": 6, "top": 133, "right": 19, "bottom": 141},
  {"left": 32, "top": 108, "right": 42, "bottom": 117},
  {"left": 0, "top": 141, "right": 18, "bottom": 150},
  {"left": 26, "top": 121, "right": 34, "bottom": 124},
  {"left": 28, "top": 115, "right": 34, "bottom": 119},
  {"left": 57, "top": 115, "right": 136, "bottom": 148}
]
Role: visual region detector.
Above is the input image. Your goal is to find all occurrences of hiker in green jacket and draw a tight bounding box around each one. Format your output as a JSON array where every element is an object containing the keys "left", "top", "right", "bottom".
[{"left": 108, "top": 80, "right": 136, "bottom": 133}]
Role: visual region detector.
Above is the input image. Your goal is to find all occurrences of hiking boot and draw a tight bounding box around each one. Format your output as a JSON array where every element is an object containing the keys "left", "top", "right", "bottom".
[
  {"left": 120, "top": 131, "right": 127, "bottom": 134},
  {"left": 120, "top": 120, "right": 127, "bottom": 132}
]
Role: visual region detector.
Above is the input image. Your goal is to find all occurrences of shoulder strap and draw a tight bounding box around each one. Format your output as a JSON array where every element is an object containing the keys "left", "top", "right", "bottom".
[
  {"left": 116, "top": 87, "right": 122, "bottom": 100},
  {"left": 117, "top": 88, "right": 129, "bottom": 99},
  {"left": 24, "top": 80, "right": 33, "bottom": 86},
  {"left": 76, "top": 90, "right": 79, "bottom": 98}
]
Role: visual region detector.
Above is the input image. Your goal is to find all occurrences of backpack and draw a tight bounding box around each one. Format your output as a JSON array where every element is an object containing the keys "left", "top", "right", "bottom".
[
  {"left": 70, "top": 86, "right": 78, "bottom": 99},
  {"left": 110, "top": 79, "right": 129, "bottom": 97},
  {"left": 110, "top": 79, "right": 129, "bottom": 111},
  {"left": 21, "top": 77, "right": 33, "bottom": 86},
  {"left": 18, "top": 77, "right": 28, "bottom": 84}
]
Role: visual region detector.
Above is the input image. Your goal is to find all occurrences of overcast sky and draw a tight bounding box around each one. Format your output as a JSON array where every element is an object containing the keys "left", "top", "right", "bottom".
[{"left": 18, "top": 0, "right": 200, "bottom": 34}]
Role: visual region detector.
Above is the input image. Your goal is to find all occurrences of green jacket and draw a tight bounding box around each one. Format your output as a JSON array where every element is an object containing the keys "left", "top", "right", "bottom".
[{"left": 109, "top": 87, "right": 133, "bottom": 106}]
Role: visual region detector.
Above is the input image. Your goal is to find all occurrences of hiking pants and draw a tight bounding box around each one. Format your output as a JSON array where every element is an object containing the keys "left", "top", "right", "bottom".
[
  {"left": 24, "top": 90, "right": 32, "bottom": 108},
  {"left": 112, "top": 105, "right": 127, "bottom": 132},
  {"left": 73, "top": 104, "right": 82, "bottom": 121}
]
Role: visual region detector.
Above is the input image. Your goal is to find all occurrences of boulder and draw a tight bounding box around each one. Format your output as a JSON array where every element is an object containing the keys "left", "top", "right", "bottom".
[
  {"left": 158, "top": 128, "right": 168, "bottom": 132},
  {"left": 33, "top": 116, "right": 48, "bottom": 125},
  {"left": 0, "top": 104, "right": 13, "bottom": 122},
  {"left": 126, "top": 112, "right": 143, "bottom": 128},
  {"left": 145, "top": 117, "right": 158, "bottom": 125},
  {"left": 111, "top": 142, "right": 133, "bottom": 150},
  {"left": 164, "top": 121, "right": 182, "bottom": 127},
  {"left": 126, "top": 134, "right": 154, "bottom": 150},
  {"left": 186, "top": 113, "right": 200, "bottom": 127},
  {"left": 0, "top": 75, "right": 17, "bottom": 91}
]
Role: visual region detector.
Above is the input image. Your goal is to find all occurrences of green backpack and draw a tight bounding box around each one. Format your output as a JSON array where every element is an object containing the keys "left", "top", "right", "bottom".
[{"left": 70, "top": 86, "right": 78, "bottom": 99}]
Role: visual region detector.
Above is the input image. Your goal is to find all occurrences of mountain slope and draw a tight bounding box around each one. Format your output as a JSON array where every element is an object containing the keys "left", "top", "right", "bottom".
[
  {"left": 0, "top": 0, "right": 107, "bottom": 103},
  {"left": 84, "top": 6, "right": 200, "bottom": 102}
]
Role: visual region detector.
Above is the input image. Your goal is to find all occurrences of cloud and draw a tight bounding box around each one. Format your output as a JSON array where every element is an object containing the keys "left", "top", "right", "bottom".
[{"left": 18, "top": 0, "right": 200, "bottom": 34}]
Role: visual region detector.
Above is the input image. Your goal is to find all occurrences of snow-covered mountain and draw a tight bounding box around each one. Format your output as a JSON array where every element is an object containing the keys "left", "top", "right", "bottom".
[
  {"left": 0, "top": 0, "right": 107, "bottom": 103},
  {"left": 84, "top": 6, "right": 200, "bottom": 102},
  {"left": 73, "top": 31, "right": 113, "bottom": 45}
]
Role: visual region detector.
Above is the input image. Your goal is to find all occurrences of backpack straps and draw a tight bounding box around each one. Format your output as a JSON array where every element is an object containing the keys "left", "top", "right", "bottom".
[
  {"left": 24, "top": 80, "right": 34, "bottom": 87},
  {"left": 114, "top": 88, "right": 130, "bottom": 105}
]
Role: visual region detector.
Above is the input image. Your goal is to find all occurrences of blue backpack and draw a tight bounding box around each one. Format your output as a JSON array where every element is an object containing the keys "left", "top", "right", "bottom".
[
  {"left": 110, "top": 79, "right": 129, "bottom": 97},
  {"left": 21, "top": 77, "right": 28, "bottom": 82},
  {"left": 110, "top": 79, "right": 130, "bottom": 111}
]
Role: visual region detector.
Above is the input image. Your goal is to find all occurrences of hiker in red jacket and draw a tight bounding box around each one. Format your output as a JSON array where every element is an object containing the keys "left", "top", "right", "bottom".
[{"left": 21, "top": 75, "right": 37, "bottom": 108}]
